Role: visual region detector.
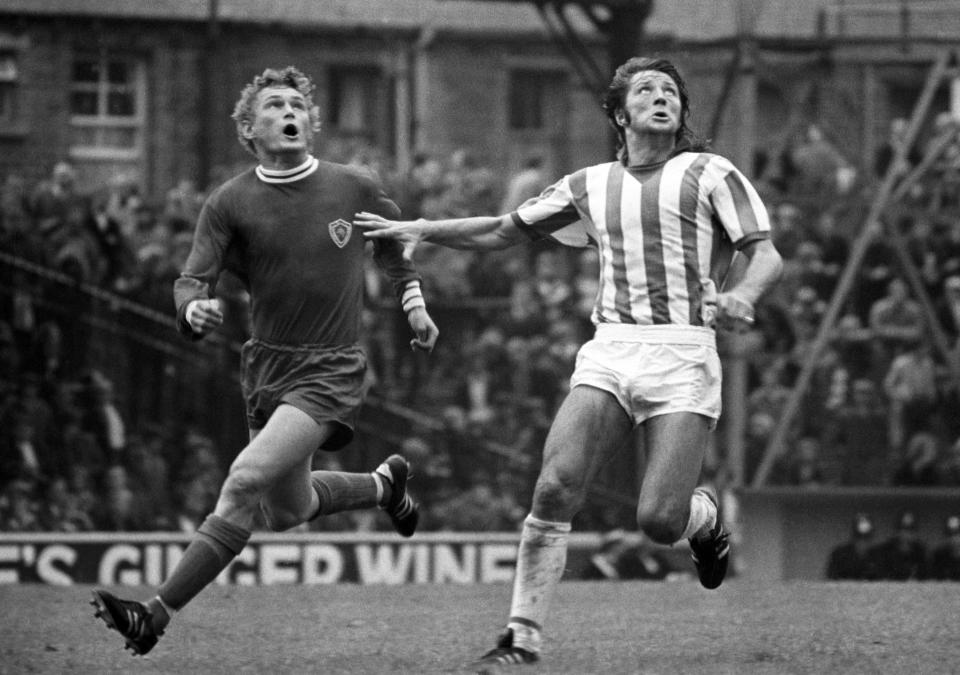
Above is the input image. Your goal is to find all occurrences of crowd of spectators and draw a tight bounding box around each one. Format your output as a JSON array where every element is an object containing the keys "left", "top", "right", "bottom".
[
  {"left": 0, "top": 150, "right": 566, "bottom": 534},
  {"left": 745, "top": 116, "right": 960, "bottom": 490},
  {"left": 3, "top": 114, "right": 960, "bottom": 535},
  {"left": 825, "top": 511, "right": 960, "bottom": 581}
]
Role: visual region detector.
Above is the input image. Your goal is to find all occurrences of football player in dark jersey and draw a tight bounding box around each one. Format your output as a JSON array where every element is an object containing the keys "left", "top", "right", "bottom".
[{"left": 91, "top": 66, "right": 438, "bottom": 655}]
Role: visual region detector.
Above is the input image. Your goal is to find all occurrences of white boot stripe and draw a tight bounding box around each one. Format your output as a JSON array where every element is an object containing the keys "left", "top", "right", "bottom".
[
  {"left": 376, "top": 463, "right": 394, "bottom": 484},
  {"left": 394, "top": 497, "right": 413, "bottom": 517}
]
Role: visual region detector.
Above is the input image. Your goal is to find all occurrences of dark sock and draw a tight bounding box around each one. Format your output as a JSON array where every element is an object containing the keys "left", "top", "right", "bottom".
[
  {"left": 144, "top": 597, "right": 171, "bottom": 631},
  {"left": 156, "top": 514, "right": 250, "bottom": 615},
  {"left": 310, "top": 471, "right": 381, "bottom": 519}
]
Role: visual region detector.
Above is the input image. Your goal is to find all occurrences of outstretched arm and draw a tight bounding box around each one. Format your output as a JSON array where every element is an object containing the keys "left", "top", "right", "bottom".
[{"left": 355, "top": 212, "right": 525, "bottom": 259}]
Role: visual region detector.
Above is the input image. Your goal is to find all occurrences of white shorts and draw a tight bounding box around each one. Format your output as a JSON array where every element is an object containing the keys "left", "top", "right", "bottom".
[{"left": 570, "top": 324, "right": 722, "bottom": 427}]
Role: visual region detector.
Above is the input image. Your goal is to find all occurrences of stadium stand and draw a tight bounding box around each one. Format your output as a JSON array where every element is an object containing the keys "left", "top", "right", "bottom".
[{"left": 2, "top": 133, "right": 960, "bottom": 544}]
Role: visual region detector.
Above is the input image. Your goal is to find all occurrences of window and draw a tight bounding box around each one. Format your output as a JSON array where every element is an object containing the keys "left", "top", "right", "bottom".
[
  {"left": 69, "top": 51, "right": 146, "bottom": 161},
  {"left": 328, "top": 66, "right": 379, "bottom": 137},
  {"left": 0, "top": 51, "right": 19, "bottom": 126},
  {"left": 508, "top": 69, "right": 564, "bottom": 131}
]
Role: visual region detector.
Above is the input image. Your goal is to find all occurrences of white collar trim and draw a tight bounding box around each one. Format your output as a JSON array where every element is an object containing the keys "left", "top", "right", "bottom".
[{"left": 256, "top": 156, "right": 319, "bottom": 184}]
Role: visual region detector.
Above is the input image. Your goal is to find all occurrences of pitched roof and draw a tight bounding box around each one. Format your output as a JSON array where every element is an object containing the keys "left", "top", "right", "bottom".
[
  {"left": 2, "top": 0, "right": 597, "bottom": 36},
  {"left": 10, "top": 1, "right": 950, "bottom": 44}
]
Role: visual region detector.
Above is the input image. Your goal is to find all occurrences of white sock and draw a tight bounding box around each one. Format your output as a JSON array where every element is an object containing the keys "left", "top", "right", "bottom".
[
  {"left": 680, "top": 490, "right": 717, "bottom": 542},
  {"left": 371, "top": 471, "right": 386, "bottom": 506},
  {"left": 507, "top": 514, "right": 571, "bottom": 653}
]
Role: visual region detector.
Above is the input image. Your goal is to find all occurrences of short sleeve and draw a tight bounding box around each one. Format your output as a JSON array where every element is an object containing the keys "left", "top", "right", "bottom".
[{"left": 512, "top": 176, "right": 593, "bottom": 248}]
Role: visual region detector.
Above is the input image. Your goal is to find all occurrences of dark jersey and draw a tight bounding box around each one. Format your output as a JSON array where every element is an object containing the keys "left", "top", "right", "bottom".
[
  {"left": 930, "top": 544, "right": 960, "bottom": 580},
  {"left": 825, "top": 542, "right": 879, "bottom": 580},
  {"left": 869, "top": 538, "right": 928, "bottom": 581},
  {"left": 174, "top": 158, "right": 417, "bottom": 346}
]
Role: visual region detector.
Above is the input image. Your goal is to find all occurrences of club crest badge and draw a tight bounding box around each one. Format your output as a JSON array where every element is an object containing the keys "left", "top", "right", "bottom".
[{"left": 328, "top": 218, "right": 352, "bottom": 248}]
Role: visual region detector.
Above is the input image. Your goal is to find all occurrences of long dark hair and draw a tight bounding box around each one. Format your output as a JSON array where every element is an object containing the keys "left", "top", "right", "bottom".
[{"left": 601, "top": 57, "right": 706, "bottom": 162}]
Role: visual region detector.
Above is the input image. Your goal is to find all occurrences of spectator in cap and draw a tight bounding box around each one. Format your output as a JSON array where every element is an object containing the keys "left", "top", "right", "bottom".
[
  {"left": 825, "top": 512, "right": 880, "bottom": 580},
  {"left": 930, "top": 515, "right": 960, "bottom": 581},
  {"left": 871, "top": 510, "right": 929, "bottom": 581}
]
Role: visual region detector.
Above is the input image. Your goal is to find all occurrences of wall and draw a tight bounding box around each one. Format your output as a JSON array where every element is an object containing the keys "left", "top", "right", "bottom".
[
  {"left": 0, "top": 18, "right": 209, "bottom": 195},
  {"left": 737, "top": 487, "right": 960, "bottom": 581},
  {"left": 0, "top": 14, "right": 610, "bottom": 200}
]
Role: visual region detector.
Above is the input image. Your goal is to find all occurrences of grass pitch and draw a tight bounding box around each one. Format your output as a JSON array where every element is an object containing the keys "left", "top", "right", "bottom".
[{"left": 2, "top": 580, "right": 959, "bottom": 674}]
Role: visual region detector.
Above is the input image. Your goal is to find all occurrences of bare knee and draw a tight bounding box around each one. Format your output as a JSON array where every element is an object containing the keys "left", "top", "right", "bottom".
[
  {"left": 220, "top": 464, "right": 267, "bottom": 515},
  {"left": 532, "top": 469, "right": 587, "bottom": 521},
  {"left": 221, "top": 464, "right": 311, "bottom": 531},
  {"left": 635, "top": 499, "right": 686, "bottom": 544}
]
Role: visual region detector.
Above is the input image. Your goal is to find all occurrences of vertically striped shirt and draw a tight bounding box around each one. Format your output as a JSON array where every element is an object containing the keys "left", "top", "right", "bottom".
[{"left": 510, "top": 152, "right": 771, "bottom": 328}]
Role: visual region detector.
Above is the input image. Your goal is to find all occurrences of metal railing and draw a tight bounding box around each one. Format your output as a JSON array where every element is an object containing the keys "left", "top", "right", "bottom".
[{"left": 0, "top": 250, "right": 639, "bottom": 514}]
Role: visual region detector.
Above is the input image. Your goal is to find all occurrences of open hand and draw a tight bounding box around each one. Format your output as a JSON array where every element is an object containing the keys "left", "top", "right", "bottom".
[{"left": 354, "top": 212, "right": 425, "bottom": 262}]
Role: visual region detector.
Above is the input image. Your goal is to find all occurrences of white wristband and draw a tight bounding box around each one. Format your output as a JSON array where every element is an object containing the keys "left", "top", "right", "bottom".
[
  {"left": 401, "top": 282, "right": 425, "bottom": 313},
  {"left": 403, "top": 297, "right": 426, "bottom": 313}
]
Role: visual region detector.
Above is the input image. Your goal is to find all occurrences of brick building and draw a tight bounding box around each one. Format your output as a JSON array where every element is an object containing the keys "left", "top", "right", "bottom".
[
  {"left": 1, "top": 0, "right": 959, "bottom": 200},
  {"left": 0, "top": 0, "right": 609, "bottom": 198}
]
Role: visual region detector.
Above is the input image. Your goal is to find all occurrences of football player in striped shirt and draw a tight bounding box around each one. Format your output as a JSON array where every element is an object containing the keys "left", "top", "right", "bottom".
[
  {"left": 90, "top": 66, "right": 438, "bottom": 655},
  {"left": 357, "top": 56, "right": 783, "bottom": 671}
]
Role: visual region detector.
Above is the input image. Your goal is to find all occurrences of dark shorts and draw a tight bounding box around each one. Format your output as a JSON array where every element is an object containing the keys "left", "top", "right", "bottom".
[{"left": 240, "top": 338, "right": 366, "bottom": 451}]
